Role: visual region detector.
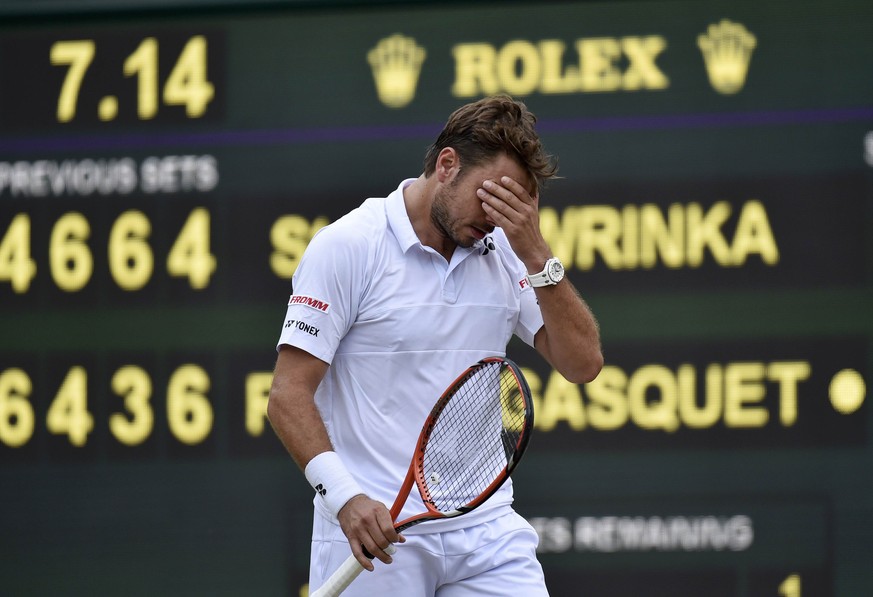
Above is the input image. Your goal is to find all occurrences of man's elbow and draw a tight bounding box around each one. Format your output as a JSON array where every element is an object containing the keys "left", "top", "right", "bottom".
[
  {"left": 266, "top": 385, "right": 284, "bottom": 426},
  {"left": 562, "top": 349, "right": 604, "bottom": 384}
]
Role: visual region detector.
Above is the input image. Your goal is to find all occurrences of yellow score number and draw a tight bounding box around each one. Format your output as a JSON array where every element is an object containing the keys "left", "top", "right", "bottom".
[
  {"left": 51, "top": 36, "right": 214, "bottom": 122},
  {"left": 0, "top": 365, "right": 214, "bottom": 448},
  {"left": 779, "top": 574, "right": 801, "bottom": 597},
  {"left": 0, "top": 208, "right": 216, "bottom": 293}
]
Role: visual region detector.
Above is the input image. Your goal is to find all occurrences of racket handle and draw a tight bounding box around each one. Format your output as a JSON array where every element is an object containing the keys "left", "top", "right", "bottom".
[{"left": 310, "top": 544, "right": 397, "bottom": 597}]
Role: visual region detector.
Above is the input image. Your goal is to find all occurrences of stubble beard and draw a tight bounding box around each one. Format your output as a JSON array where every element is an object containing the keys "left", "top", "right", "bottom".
[{"left": 430, "top": 185, "right": 474, "bottom": 249}]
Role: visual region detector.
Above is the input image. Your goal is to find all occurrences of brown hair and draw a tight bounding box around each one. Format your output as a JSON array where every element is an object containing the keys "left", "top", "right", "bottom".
[{"left": 423, "top": 95, "right": 558, "bottom": 194}]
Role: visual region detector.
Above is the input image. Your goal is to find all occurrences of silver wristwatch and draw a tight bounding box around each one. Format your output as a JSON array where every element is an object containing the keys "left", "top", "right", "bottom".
[{"left": 526, "top": 257, "right": 565, "bottom": 287}]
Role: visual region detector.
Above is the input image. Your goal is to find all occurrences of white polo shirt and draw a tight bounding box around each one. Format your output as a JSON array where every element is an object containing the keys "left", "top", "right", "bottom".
[{"left": 277, "top": 178, "right": 544, "bottom": 533}]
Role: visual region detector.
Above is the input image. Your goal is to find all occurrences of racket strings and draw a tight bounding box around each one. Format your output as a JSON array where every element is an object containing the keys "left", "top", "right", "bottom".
[{"left": 420, "top": 362, "right": 528, "bottom": 513}]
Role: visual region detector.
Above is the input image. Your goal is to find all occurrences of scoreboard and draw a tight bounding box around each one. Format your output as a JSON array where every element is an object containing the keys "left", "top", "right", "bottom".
[{"left": 1, "top": 0, "right": 871, "bottom": 595}]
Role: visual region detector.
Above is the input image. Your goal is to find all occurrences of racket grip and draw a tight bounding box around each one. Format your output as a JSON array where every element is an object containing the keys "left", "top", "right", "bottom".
[{"left": 310, "top": 544, "right": 397, "bottom": 597}]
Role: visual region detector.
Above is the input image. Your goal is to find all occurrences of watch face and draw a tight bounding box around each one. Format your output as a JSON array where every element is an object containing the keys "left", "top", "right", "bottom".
[{"left": 548, "top": 259, "right": 565, "bottom": 282}]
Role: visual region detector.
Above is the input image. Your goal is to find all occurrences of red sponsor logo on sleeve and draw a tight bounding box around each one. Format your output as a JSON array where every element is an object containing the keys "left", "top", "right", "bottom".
[
  {"left": 287, "top": 294, "right": 331, "bottom": 313},
  {"left": 518, "top": 277, "right": 529, "bottom": 289}
]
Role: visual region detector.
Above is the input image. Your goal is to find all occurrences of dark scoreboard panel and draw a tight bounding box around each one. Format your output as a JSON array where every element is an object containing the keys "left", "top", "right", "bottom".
[{"left": 1, "top": 0, "right": 871, "bottom": 595}]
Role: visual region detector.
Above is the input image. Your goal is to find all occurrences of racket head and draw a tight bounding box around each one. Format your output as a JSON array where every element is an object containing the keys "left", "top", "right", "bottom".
[{"left": 397, "top": 356, "right": 533, "bottom": 531}]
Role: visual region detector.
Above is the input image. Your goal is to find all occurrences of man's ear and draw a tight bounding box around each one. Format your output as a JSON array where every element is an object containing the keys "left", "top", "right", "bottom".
[{"left": 435, "top": 147, "right": 460, "bottom": 183}]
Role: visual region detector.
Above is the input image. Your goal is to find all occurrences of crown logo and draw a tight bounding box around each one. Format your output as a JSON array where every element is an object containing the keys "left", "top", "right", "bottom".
[
  {"left": 368, "top": 34, "right": 426, "bottom": 108},
  {"left": 697, "top": 19, "right": 757, "bottom": 94}
]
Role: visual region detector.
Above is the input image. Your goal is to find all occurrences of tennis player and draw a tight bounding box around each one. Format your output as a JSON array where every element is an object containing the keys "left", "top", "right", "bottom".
[{"left": 268, "top": 95, "right": 603, "bottom": 596}]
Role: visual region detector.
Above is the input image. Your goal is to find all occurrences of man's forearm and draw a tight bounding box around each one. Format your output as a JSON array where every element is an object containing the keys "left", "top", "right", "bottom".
[
  {"left": 534, "top": 278, "right": 603, "bottom": 383},
  {"left": 267, "top": 385, "right": 333, "bottom": 470}
]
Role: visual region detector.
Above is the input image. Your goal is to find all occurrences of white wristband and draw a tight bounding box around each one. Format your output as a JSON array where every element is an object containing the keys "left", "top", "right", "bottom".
[{"left": 304, "top": 451, "right": 364, "bottom": 518}]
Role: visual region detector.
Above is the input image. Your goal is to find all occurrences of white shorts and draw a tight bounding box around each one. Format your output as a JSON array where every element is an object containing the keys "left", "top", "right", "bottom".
[{"left": 309, "top": 510, "right": 549, "bottom": 597}]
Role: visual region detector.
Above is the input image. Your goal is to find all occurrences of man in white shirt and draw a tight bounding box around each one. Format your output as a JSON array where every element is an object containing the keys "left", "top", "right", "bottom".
[{"left": 268, "top": 95, "right": 603, "bottom": 596}]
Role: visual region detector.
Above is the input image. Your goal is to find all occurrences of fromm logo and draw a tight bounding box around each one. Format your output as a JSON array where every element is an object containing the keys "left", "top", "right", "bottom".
[{"left": 288, "top": 295, "right": 331, "bottom": 313}]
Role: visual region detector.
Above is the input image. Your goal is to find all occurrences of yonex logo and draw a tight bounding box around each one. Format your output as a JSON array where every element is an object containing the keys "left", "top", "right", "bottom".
[
  {"left": 285, "top": 319, "right": 320, "bottom": 337},
  {"left": 315, "top": 483, "right": 327, "bottom": 496},
  {"left": 288, "top": 294, "right": 330, "bottom": 312},
  {"left": 481, "top": 235, "right": 496, "bottom": 255}
]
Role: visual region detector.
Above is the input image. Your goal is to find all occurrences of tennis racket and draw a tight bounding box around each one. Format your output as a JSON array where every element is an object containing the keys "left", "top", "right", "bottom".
[{"left": 310, "top": 356, "right": 535, "bottom": 597}]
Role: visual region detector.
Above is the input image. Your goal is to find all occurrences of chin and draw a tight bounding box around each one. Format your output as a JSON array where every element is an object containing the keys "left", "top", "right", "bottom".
[{"left": 457, "top": 235, "right": 477, "bottom": 249}]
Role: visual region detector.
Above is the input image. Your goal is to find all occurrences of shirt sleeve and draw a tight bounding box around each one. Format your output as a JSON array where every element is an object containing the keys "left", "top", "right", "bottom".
[
  {"left": 491, "top": 229, "right": 544, "bottom": 347},
  {"left": 515, "top": 276, "right": 544, "bottom": 347},
  {"left": 276, "top": 220, "right": 368, "bottom": 364}
]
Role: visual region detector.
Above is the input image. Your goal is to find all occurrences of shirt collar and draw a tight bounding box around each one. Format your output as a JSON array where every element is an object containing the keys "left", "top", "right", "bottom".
[
  {"left": 386, "top": 178, "right": 422, "bottom": 253},
  {"left": 385, "top": 178, "right": 485, "bottom": 257}
]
